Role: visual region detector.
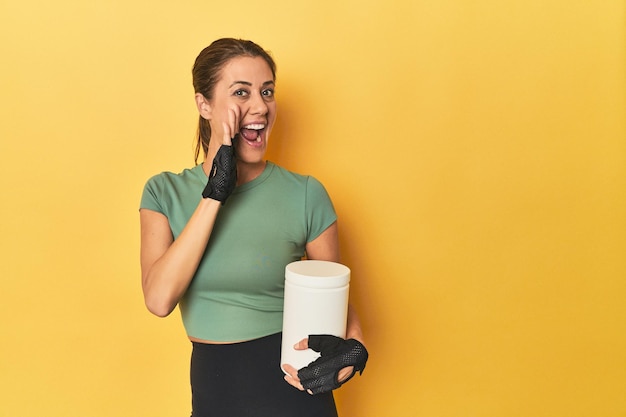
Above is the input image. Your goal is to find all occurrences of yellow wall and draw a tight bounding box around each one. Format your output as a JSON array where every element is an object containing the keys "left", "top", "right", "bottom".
[{"left": 1, "top": 0, "right": 624, "bottom": 416}]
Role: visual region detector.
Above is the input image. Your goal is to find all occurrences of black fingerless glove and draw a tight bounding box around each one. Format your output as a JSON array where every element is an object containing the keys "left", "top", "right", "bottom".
[
  {"left": 297, "top": 335, "right": 368, "bottom": 395},
  {"left": 202, "top": 144, "right": 237, "bottom": 204}
]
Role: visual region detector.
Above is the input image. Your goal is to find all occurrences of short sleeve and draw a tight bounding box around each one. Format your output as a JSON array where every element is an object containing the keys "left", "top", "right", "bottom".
[
  {"left": 139, "top": 174, "right": 165, "bottom": 214},
  {"left": 305, "top": 176, "right": 337, "bottom": 242}
]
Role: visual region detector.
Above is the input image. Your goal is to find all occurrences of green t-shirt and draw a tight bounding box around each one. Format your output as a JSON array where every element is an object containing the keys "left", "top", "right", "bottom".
[{"left": 140, "top": 161, "right": 337, "bottom": 341}]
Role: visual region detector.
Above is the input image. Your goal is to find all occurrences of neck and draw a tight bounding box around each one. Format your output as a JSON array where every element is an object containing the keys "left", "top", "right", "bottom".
[{"left": 235, "top": 160, "right": 266, "bottom": 185}]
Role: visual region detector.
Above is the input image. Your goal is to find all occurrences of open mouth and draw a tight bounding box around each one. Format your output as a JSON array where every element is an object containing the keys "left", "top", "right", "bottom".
[{"left": 239, "top": 124, "right": 265, "bottom": 143}]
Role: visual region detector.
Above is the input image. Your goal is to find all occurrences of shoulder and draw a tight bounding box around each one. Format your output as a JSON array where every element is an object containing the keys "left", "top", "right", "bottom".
[
  {"left": 141, "top": 165, "right": 204, "bottom": 211},
  {"left": 267, "top": 162, "right": 325, "bottom": 188},
  {"left": 266, "top": 163, "right": 333, "bottom": 209},
  {"left": 144, "top": 165, "right": 203, "bottom": 190}
]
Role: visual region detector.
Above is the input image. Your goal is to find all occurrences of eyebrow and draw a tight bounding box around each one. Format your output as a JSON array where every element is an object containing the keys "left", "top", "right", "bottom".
[{"left": 229, "top": 80, "right": 275, "bottom": 88}]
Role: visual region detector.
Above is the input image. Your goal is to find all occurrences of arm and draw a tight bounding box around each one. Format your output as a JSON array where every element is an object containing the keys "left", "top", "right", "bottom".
[{"left": 140, "top": 199, "right": 221, "bottom": 317}]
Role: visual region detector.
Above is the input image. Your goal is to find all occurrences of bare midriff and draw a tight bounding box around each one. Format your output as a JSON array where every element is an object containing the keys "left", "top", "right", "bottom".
[{"left": 188, "top": 336, "right": 249, "bottom": 345}]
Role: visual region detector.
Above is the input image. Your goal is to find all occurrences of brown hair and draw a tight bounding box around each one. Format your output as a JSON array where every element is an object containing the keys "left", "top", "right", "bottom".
[{"left": 192, "top": 38, "right": 277, "bottom": 163}]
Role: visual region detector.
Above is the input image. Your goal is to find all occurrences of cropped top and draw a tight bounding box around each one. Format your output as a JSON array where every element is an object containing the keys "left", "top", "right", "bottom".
[{"left": 140, "top": 161, "right": 337, "bottom": 341}]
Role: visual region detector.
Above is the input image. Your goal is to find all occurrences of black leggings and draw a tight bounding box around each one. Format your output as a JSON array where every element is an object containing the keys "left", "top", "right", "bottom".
[{"left": 190, "top": 333, "right": 338, "bottom": 417}]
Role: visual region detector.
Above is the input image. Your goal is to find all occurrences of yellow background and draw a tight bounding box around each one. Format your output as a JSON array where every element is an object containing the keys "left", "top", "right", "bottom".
[{"left": 1, "top": 0, "right": 624, "bottom": 416}]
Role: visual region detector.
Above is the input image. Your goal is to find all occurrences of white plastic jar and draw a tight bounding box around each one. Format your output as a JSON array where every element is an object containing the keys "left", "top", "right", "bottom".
[{"left": 280, "top": 260, "right": 350, "bottom": 373}]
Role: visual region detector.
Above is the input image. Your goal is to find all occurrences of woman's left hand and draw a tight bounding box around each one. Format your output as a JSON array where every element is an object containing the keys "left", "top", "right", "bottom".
[{"left": 283, "top": 335, "right": 368, "bottom": 394}]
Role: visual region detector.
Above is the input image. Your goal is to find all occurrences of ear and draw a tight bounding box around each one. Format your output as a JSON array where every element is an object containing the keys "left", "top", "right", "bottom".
[{"left": 195, "top": 93, "right": 212, "bottom": 120}]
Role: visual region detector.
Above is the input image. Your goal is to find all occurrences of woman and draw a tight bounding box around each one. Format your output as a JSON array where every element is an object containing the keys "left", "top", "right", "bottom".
[{"left": 139, "top": 38, "right": 367, "bottom": 417}]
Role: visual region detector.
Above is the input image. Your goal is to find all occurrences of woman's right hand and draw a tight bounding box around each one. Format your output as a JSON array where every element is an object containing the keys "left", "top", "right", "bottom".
[
  {"left": 221, "top": 105, "right": 240, "bottom": 146},
  {"left": 201, "top": 108, "right": 240, "bottom": 203}
]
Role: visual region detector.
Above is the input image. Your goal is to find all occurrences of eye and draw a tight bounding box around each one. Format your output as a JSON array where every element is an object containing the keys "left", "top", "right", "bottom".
[
  {"left": 262, "top": 88, "right": 275, "bottom": 98},
  {"left": 233, "top": 89, "right": 249, "bottom": 97}
]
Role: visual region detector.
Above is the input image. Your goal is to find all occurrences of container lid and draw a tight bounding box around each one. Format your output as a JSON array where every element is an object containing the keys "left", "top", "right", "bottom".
[{"left": 285, "top": 260, "right": 350, "bottom": 289}]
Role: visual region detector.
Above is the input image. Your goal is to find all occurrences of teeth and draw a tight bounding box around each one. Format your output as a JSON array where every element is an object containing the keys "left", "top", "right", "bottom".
[{"left": 243, "top": 124, "right": 265, "bottom": 130}]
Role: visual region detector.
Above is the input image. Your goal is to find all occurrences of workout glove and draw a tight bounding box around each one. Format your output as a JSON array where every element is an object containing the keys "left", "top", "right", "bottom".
[
  {"left": 297, "top": 335, "right": 368, "bottom": 395},
  {"left": 202, "top": 143, "right": 237, "bottom": 204}
]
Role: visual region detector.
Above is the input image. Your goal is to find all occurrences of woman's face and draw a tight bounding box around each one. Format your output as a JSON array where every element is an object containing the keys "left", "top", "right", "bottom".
[{"left": 201, "top": 55, "right": 277, "bottom": 164}]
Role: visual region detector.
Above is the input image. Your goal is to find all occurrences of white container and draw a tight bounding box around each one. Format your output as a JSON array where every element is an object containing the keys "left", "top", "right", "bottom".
[{"left": 280, "top": 260, "right": 350, "bottom": 373}]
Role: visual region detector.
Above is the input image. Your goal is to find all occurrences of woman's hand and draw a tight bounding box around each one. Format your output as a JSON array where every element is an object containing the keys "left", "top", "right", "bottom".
[
  {"left": 283, "top": 335, "right": 368, "bottom": 394},
  {"left": 221, "top": 105, "right": 241, "bottom": 146},
  {"left": 201, "top": 107, "right": 241, "bottom": 203}
]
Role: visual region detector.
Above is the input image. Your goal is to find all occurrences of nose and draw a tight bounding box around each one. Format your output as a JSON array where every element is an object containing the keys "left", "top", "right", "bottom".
[{"left": 249, "top": 91, "right": 269, "bottom": 116}]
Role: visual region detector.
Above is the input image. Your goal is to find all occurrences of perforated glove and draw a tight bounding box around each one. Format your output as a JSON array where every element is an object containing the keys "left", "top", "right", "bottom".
[
  {"left": 202, "top": 143, "right": 237, "bottom": 204},
  {"left": 297, "top": 335, "right": 368, "bottom": 395}
]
